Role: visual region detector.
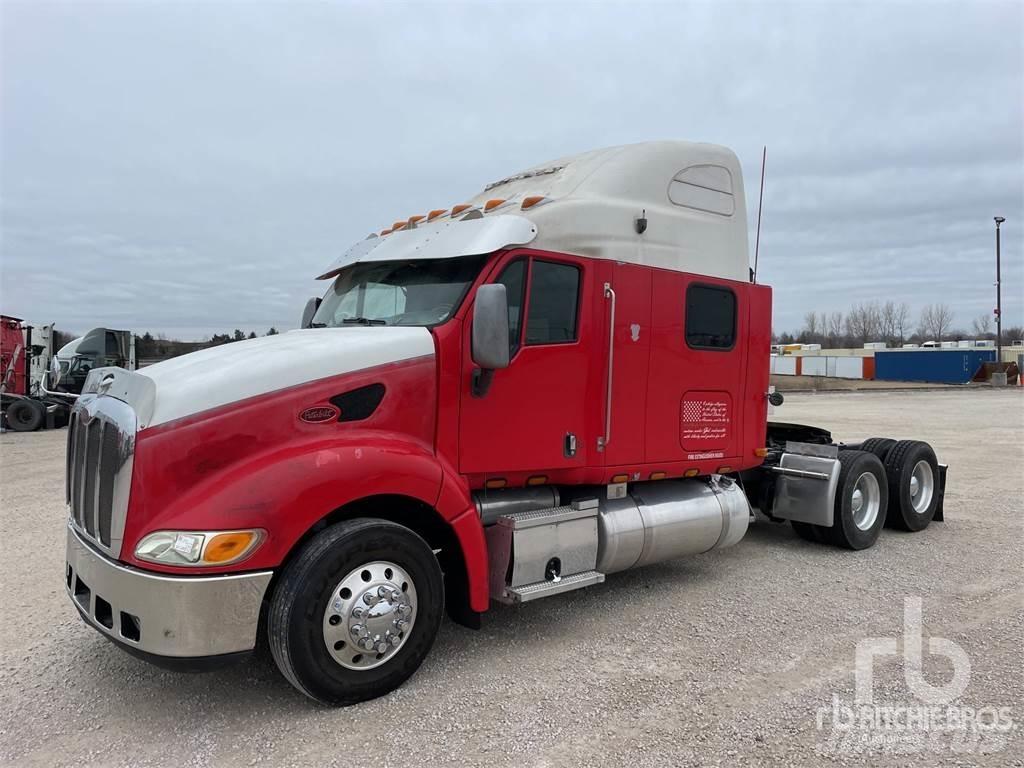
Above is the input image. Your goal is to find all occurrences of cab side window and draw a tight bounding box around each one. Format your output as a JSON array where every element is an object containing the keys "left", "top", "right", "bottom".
[
  {"left": 495, "top": 259, "right": 527, "bottom": 356},
  {"left": 525, "top": 261, "right": 580, "bottom": 345},
  {"left": 685, "top": 283, "right": 736, "bottom": 349}
]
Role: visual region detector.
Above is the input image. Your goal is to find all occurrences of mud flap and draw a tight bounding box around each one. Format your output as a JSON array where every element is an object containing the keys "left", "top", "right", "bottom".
[{"left": 934, "top": 464, "right": 948, "bottom": 522}]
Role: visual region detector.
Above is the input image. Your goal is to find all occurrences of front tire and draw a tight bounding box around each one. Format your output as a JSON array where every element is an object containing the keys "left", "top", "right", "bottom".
[{"left": 267, "top": 518, "right": 444, "bottom": 706}]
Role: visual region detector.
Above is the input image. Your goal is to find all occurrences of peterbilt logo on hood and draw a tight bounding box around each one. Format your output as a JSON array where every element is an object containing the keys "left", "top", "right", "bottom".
[{"left": 299, "top": 406, "right": 339, "bottom": 423}]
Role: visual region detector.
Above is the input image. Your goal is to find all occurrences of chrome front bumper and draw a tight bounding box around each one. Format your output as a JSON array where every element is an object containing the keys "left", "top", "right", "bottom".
[{"left": 65, "top": 525, "right": 273, "bottom": 659}]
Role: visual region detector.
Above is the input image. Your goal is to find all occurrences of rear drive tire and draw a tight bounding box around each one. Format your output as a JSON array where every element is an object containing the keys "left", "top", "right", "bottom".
[
  {"left": 5, "top": 399, "right": 43, "bottom": 432},
  {"left": 827, "top": 450, "right": 888, "bottom": 550},
  {"left": 791, "top": 521, "right": 828, "bottom": 543},
  {"left": 267, "top": 518, "right": 444, "bottom": 706},
  {"left": 858, "top": 437, "right": 896, "bottom": 462},
  {"left": 883, "top": 440, "right": 939, "bottom": 532}
]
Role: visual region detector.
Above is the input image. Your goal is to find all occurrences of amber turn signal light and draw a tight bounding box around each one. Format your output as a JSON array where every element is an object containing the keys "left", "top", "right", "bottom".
[{"left": 203, "top": 531, "right": 262, "bottom": 564}]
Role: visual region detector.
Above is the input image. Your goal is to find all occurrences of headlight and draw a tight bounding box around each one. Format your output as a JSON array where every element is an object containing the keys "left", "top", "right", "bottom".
[{"left": 135, "top": 529, "right": 264, "bottom": 567}]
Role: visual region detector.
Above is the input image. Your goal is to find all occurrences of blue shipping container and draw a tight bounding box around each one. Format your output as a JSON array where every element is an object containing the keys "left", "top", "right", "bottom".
[{"left": 874, "top": 349, "right": 996, "bottom": 384}]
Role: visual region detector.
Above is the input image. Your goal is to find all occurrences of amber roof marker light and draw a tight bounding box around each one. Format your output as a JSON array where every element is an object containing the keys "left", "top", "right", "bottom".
[{"left": 521, "top": 195, "right": 551, "bottom": 210}]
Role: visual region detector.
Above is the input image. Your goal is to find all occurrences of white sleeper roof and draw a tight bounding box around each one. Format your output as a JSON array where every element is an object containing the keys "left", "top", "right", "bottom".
[{"left": 320, "top": 141, "right": 750, "bottom": 282}]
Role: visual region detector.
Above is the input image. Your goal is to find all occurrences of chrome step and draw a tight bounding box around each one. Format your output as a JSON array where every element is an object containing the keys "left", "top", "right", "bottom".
[
  {"left": 502, "top": 570, "right": 605, "bottom": 603},
  {"left": 497, "top": 498, "right": 599, "bottom": 530}
]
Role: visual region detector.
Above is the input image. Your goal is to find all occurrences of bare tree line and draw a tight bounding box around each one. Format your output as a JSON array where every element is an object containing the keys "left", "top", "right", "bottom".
[{"left": 777, "top": 301, "right": 1021, "bottom": 348}]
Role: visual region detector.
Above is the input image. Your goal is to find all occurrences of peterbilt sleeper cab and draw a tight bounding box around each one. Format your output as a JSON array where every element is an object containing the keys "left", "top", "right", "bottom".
[{"left": 64, "top": 141, "right": 946, "bottom": 705}]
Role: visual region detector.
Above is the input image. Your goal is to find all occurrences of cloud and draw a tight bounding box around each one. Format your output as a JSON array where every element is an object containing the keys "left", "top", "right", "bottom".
[{"left": 1, "top": 1, "right": 1021, "bottom": 339}]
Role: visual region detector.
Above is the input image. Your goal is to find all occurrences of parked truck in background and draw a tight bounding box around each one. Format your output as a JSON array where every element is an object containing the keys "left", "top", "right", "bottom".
[
  {"left": 1, "top": 318, "right": 136, "bottom": 431},
  {"left": 1, "top": 316, "right": 77, "bottom": 431},
  {"left": 62, "top": 141, "right": 946, "bottom": 705}
]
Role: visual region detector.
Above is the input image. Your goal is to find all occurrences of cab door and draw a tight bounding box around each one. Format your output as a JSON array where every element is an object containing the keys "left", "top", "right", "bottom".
[
  {"left": 645, "top": 274, "right": 747, "bottom": 464},
  {"left": 458, "top": 252, "right": 591, "bottom": 475},
  {"left": 600, "top": 261, "right": 653, "bottom": 467}
]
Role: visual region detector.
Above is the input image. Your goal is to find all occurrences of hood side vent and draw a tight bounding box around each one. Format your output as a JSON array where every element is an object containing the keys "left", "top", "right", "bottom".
[{"left": 330, "top": 383, "right": 386, "bottom": 422}]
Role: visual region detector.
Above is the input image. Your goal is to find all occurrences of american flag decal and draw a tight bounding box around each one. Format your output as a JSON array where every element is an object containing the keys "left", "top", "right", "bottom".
[
  {"left": 682, "top": 401, "right": 707, "bottom": 422},
  {"left": 680, "top": 394, "right": 731, "bottom": 446}
]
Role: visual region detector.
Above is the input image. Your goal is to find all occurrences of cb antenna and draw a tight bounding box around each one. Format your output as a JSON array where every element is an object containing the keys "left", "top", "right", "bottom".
[{"left": 753, "top": 145, "right": 767, "bottom": 284}]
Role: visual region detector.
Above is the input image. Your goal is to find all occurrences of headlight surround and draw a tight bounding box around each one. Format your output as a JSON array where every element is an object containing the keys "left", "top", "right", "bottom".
[{"left": 134, "top": 529, "right": 265, "bottom": 567}]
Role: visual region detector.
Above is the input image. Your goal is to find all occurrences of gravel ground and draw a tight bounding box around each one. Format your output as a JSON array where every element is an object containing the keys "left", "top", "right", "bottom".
[
  {"left": 770, "top": 374, "right": 960, "bottom": 392},
  {"left": 1, "top": 389, "right": 1021, "bottom": 767}
]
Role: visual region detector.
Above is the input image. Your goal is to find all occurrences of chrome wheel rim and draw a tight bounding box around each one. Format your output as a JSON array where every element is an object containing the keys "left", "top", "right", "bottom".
[
  {"left": 850, "top": 471, "right": 881, "bottom": 531},
  {"left": 322, "top": 560, "right": 417, "bottom": 671},
  {"left": 909, "top": 460, "right": 934, "bottom": 515}
]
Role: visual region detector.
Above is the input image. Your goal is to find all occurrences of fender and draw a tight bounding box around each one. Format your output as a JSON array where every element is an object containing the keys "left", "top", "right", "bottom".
[
  {"left": 123, "top": 430, "right": 439, "bottom": 568},
  {"left": 123, "top": 427, "right": 491, "bottom": 611},
  {"left": 436, "top": 456, "right": 489, "bottom": 612}
]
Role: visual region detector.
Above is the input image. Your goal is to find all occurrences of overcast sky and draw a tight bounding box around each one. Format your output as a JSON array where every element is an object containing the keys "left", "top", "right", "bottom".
[{"left": 2, "top": 1, "right": 1022, "bottom": 339}]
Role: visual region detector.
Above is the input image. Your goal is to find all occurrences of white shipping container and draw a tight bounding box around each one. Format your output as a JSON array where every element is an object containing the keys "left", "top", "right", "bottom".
[
  {"left": 834, "top": 357, "right": 865, "bottom": 379},
  {"left": 801, "top": 356, "right": 827, "bottom": 376},
  {"left": 774, "top": 356, "right": 797, "bottom": 375}
]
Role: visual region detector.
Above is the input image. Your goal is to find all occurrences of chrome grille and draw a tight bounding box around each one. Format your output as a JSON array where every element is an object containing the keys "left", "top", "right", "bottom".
[{"left": 66, "top": 395, "right": 136, "bottom": 556}]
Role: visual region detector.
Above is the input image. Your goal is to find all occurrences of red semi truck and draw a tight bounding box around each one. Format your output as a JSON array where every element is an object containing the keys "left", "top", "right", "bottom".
[{"left": 63, "top": 141, "right": 945, "bottom": 705}]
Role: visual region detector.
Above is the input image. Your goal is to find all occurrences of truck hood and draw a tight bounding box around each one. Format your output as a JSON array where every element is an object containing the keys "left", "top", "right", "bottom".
[{"left": 137, "top": 327, "right": 434, "bottom": 429}]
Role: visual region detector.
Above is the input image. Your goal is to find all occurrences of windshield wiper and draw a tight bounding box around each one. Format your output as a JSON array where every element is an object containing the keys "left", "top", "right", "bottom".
[
  {"left": 342, "top": 317, "right": 388, "bottom": 326},
  {"left": 310, "top": 322, "right": 327, "bottom": 328}
]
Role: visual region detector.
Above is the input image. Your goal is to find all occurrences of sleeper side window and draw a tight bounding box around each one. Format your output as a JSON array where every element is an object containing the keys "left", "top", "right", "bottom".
[
  {"left": 494, "top": 259, "right": 527, "bottom": 356},
  {"left": 525, "top": 261, "right": 581, "bottom": 345},
  {"left": 685, "top": 284, "right": 736, "bottom": 350}
]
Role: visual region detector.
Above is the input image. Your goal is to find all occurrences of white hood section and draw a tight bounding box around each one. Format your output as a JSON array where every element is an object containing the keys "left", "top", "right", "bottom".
[{"left": 138, "top": 327, "right": 434, "bottom": 428}]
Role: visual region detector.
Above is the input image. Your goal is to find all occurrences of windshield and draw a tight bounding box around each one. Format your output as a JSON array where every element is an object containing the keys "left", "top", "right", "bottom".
[{"left": 311, "top": 255, "right": 488, "bottom": 328}]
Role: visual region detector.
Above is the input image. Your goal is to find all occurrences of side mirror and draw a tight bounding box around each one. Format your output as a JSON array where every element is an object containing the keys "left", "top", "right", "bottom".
[
  {"left": 471, "top": 284, "right": 510, "bottom": 396},
  {"left": 301, "top": 297, "right": 322, "bottom": 329}
]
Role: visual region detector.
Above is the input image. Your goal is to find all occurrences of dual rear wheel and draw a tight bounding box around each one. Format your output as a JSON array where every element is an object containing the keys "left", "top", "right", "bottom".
[{"left": 791, "top": 439, "right": 940, "bottom": 548}]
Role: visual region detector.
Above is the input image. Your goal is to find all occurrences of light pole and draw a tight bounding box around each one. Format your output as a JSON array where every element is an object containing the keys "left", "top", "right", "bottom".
[{"left": 994, "top": 216, "right": 1004, "bottom": 365}]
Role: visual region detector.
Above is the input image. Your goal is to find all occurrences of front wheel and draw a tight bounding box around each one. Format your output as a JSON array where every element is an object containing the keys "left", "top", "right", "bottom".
[{"left": 267, "top": 518, "right": 444, "bottom": 705}]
